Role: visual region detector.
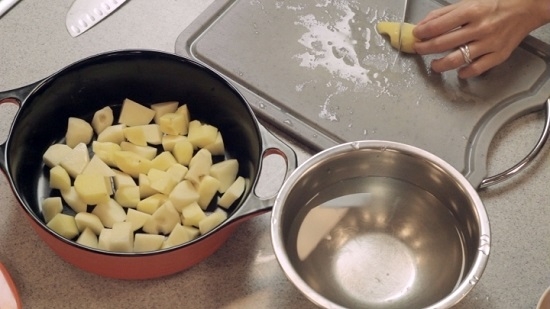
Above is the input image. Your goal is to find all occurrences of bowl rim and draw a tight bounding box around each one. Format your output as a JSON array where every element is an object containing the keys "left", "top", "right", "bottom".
[{"left": 270, "top": 140, "right": 491, "bottom": 309}]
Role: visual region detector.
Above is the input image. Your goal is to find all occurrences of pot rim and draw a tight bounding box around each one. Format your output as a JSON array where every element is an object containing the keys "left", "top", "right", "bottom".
[
  {"left": 2, "top": 49, "right": 273, "bottom": 257},
  {"left": 271, "top": 140, "right": 491, "bottom": 309}
]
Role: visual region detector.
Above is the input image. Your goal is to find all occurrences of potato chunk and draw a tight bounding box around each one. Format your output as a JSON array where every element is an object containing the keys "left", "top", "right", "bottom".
[
  {"left": 42, "top": 197, "right": 63, "bottom": 223},
  {"left": 47, "top": 213, "right": 79, "bottom": 239},
  {"left": 65, "top": 117, "right": 93, "bottom": 148},
  {"left": 74, "top": 174, "right": 110, "bottom": 205},
  {"left": 118, "top": 98, "right": 156, "bottom": 126},
  {"left": 376, "top": 22, "right": 419, "bottom": 54},
  {"left": 91, "top": 106, "right": 114, "bottom": 135},
  {"left": 49, "top": 165, "right": 71, "bottom": 192}
]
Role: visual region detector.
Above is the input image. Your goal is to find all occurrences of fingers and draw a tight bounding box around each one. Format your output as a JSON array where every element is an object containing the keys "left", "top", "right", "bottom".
[
  {"left": 429, "top": 41, "right": 510, "bottom": 79},
  {"left": 413, "top": 3, "right": 467, "bottom": 40}
]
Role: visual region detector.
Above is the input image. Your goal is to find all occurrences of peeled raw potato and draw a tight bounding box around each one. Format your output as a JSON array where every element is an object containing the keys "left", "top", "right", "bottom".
[
  {"left": 218, "top": 176, "right": 245, "bottom": 208},
  {"left": 42, "top": 98, "right": 249, "bottom": 253},
  {"left": 163, "top": 223, "right": 199, "bottom": 248},
  {"left": 42, "top": 197, "right": 63, "bottom": 223},
  {"left": 47, "top": 213, "right": 79, "bottom": 239},
  {"left": 61, "top": 187, "right": 88, "bottom": 213},
  {"left": 151, "top": 101, "right": 179, "bottom": 124},
  {"left": 376, "top": 22, "right": 419, "bottom": 54},
  {"left": 49, "top": 165, "right": 71, "bottom": 192},
  {"left": 134, "top": 233, "right": 165, "bottom": 252},
  {"left": 74, "top": 212, "right": 104, "bottom": 235},
  {"left": 59, "top": 143, "right": 90, "bottom": 178},
  {"left": 43, "top": 143, "right": 72, "bottom": 168},
  {"left": 77, "top": 227, "right": 99, "bottom": 248},
  {"left": 118, "top": 98, "right": 156, "bottom": 126},
  {"left": 199, "top": 209, "right": 228, "bottom": 234},
  {"left": 210, "top": 159, "right": 239, "bottom": 193},
  {"left": 97, "top": 124, "right": 126, "bottom": 144},
  {"left": 91, "top": 106, "right": 114, "bottom": 135},
  {"left": 65, "top": 117, "right": 93, "bottom": 148},
  {"left": 74, "top": 174, "right": 110, "bottom": 205}
]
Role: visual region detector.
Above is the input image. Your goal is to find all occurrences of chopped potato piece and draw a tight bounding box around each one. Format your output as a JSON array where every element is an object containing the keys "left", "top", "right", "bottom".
[
  {"left": 166, "top": 164, "right": 188, "bottom": 183},
  {"left": 77, "top": 227, "right": 99, "bottom": 248},
  {"left": 161, "top": 135, "right": 187, "bottom": 151},
  {"left": 74, "top": 212, "right": 104, "bottom": 235},
  {"left": 203, "top": 132, "right": 225, "bottom": 156},
  {"left": 114, "top": 186, "right": 140, "bottom": 208},
  {"left": 92, "top": 198, "right": 126, "bottom": 228},
  {"left": 197, "top": 175, "right": 220, "bottom": 209},
  {"left": 82, "top": 155, "right": 116, "bottom": 177},
  {"left": 137, "top": 193, "right": 167, "bottom": 215},
  {"left": 142, "top": 124, "right": 163, "bottom": 145},
  {"left": 148, "top": 169, "right": 177, "bottom": 195},
  {"left": 49, "top": 165, "right": 71, "bottom": 192},
  {"left": 218, "top": 176, "right": 246, "bottom": 208},
  {"left": 120, "top": 141, "right": 157, "bottom": 160},
  {"left": 114, "top": 151, "right": 152, "bottom": 178},
  {"left": 185, "top": 148, "right": 212, "bottom": 184},
  {"left": 151, "top": 201, "right": 180, "bottom": 235},
  {"left": 91, "top": 106, "right": 114, "bottom": 135},
  {"left": 47, "top": 213, "right": 79, "bottom": 239},
  {"left": 169, "top": 180, "right": 200, "bottom": 212},
  {"left": 74, "top": 174, "right": 110, "bottom": 205},
  {"left": 163, "top": 223, "right": 199, "bottom": 248},
  {"left": 97, "top": 124, "right": 126, "bottom": 144},
  {"left": 112, "top": 169, "right": 137, "bottom": 189},
  {"left": 172, "top": 139, "right": 194, "bottom": 166},
  {"left": 109, "top": 222, "right": 134, "bottom": 253},
  {"left": 92, "top": 141, "right": 121, "bottom": 167},
  {"left": 199, "top": 209, "right": 228, "bottom": 235},
  {"left": 138, "top": 173, "right": 157, "bottom": 199},
  {"left": 126, "top": 208, "right": 152, "bottom": 231},
  {"left": 151, "top": 151, "right": 178, "bottom": 171},
  {"left": 151, "top": 101, "right": 179, "bottom": 124},
  {"left": 59, "top": 143, "right": 90, "bottom": 178},
  {"left": 42, "top": 197, "right": 63, "bottom": 223},
  {"left": 181, "top": 202, "right": 206, "bottom": 227},
  {"left": 187, "top": 120, "right": 218, "bottom": 149},
  {"left": 158, "top": 112, "right": 186, "bottom": 136},
  {"left": 65, "top": 117, "right": 94, "bottom": 148},
  {"left": 61, "top": 187, "right": 88, "bottom": 213},
  {"left": 118, "top": 98, "right": 156, "bottom": 126},
  {"left": 43, "top": 143, "right": 72, "bottom": 168},
  {"left": 210, "top": 159, "right": 239, "bottom": 194},
  {"left": 123, "top": 126, "right": 147, "bottom": 146},
  {"left": 134, "top": 233, "right": 165, "bottom": 252},
  {"left": 376, "top": 22, "right": 419, "bottom": 54}
]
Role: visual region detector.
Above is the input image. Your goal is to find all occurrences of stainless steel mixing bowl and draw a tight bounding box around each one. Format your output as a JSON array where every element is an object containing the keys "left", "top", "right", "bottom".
[{"left": 271, "top": 140, "right": 490, "bottom": 309}]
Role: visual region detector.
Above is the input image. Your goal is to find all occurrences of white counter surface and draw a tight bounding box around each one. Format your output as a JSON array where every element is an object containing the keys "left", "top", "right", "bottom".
[{"left": 0, "top": 1, "right": 549, "bottom": 308}]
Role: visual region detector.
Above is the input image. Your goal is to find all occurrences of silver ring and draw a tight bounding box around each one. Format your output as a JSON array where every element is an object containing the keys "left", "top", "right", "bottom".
[{"left": 459, "top": 44, "right": 472, "bottom": 64}]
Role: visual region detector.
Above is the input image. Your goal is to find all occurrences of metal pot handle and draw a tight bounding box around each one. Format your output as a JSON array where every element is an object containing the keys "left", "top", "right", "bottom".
[
  {"left": 479, "top": 98, "right": 550, "bottom": 189},
  {"left": 230, "top": 124, "right": 298, "bottom": 221},
  {"left": 0, "top": 82, "right": 37, "bottom": 174}
]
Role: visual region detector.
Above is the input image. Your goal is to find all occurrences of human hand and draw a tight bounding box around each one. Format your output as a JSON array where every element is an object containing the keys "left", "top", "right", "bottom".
[{"left": 413, "top": 0, "right": 550, "bottom": 78}]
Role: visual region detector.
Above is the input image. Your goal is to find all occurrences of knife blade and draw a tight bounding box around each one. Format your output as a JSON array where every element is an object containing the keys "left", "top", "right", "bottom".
[
  {"left": 66, "top": 0, "right": 127, "bottom": 37},
  {"left": 393, "top": 0, "right": 409, "bottom": 65},
  {"left": 0, "top": 0, "right": 20, "bottom": 18},
  {"left": 397, "top": 0, "right": 409, "bottom": 53}
]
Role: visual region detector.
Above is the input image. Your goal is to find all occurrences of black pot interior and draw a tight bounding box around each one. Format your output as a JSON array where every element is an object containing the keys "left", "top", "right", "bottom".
[{"left": 7, "top": 50, "right": 262, "bottom": 228}]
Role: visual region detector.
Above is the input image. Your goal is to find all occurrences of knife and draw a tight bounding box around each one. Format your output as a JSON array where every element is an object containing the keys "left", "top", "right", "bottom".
[
  {"left": 0, "top": 0, "right": 20, "bottom": 18},
  {"left": 66, "top": 0, "right": 128, "bottom": 37},
  {"left": 393, "top": 0, "right": 409, "bottom": 65}
]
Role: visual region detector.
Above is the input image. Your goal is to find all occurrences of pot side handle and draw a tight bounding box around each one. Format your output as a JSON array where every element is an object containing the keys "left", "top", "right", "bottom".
[
  {"left": 0, "top": 81, "right": 39, "bottom": 173},
  {"left": 230, "top": 124, "right": 298, "bottom": 221},
  {"left": 479, "top": 98, "right": 550, "bottom": 189}
]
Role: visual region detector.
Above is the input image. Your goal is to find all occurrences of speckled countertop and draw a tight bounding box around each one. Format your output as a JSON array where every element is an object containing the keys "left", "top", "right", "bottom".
[{"left": 0, "top": 1, "right": 549, "bottom": 308}]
